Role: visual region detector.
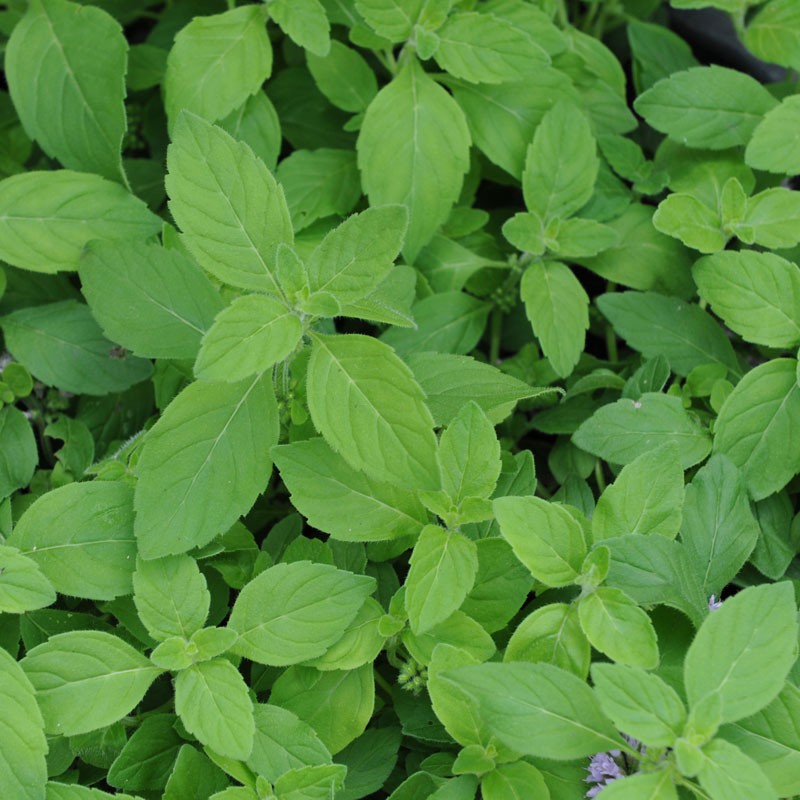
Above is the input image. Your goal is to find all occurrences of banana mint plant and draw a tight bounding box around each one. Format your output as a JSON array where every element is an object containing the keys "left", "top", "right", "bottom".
[{"left": 0, "top": 0, "right": 799, "bottom": 798}]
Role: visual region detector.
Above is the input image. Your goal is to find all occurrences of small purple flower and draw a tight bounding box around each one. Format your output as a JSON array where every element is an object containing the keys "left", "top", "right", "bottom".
[
  {"left": 708, "top": 594, "right": 723, "bottom": 611},
  {"left": 585, "top": 736, "right": 646, "bottom": 796}
]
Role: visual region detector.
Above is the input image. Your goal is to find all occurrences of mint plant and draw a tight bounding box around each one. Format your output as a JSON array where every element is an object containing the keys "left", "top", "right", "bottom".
[{"left": 1, "top": 0, "right": 800, "bottom": 798}]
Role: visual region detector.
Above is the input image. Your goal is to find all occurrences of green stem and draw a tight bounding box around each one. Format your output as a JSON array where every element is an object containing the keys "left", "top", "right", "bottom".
[
  {"left": 373, "top": 668, "right": 394, "bottom": 697},
  {"left": 594, "top": 461, "right": 607, "bottom": 494},
  {"left": 605, "top": 280, "right": 619, "bottom": 363},
  {"left": 489, "top": 309, "right": 503, "bottom": 365}
]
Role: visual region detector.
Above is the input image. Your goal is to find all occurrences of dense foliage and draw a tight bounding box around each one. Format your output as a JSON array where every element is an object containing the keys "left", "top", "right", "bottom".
[{"left": 1, "top": 0, "right": 800, "bottom": 798}]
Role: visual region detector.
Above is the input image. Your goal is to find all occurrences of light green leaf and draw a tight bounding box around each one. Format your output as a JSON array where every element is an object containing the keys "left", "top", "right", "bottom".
[
  {"left": 175, "top": 658, "right": 254, "bottom": 761},
  {"left": 578, "top": 587, "right": 659, "bottom": 669},
  {"left": 744, "top": 0, "right": 800, "bottom": 72},
  {"left": 227, "top": 561, "right": 375, "bottom": 666},
  {"left": 164, "top": 5, "right": 272, "bottom": 129},
  {"left": 494, "top": 496, "right": 586, "bottom": 587},
  {"left": 163, "top": 745, "right": 228, "bottom": 799},
  {"left": 0, "top": 545, "right": 55, "bottom": 613},
  {"left": 693, "top": 250, "right": 800, "bottom": 349},
  {"left": 746, "top": 95, "right": 800, "bottom": 175},
  {"left": 521, "top": 261, "right": 589, "bottom": 378},
  {"left": 0, "top": 406, "right": 37, "bottom": 500},
  {"left": 274, "top": 764, "right": 347, "bottom": 800},
  {"left": 194, "top": 294, "right": 303, "bottom": 383},
  {"left": 403, "top": 610, "right": 496, "bottom": 667},
  {"left": 306, "top": 205, "right": 407, "bottom": 304},
  {"left": 481, "top": 761, "right": 549, "bottom": 800},
  {"left": 550, "top": 217, "right": 620, "bottom": 258},
  {"left": 652, "top": 193, "right": 726, "bottom": 253},
  {"left": 79, "top": 240, "right": 224, "bottom": 360},
  {"left": 592, "top": 444, "right": 684, "bottom": 541},
  {"left": 134, "top": 374, "right": 279, "bottom": 558},
  {"left": 523, "top": 100, "right": 597, "bottom": 221},
  {"left": 7, "top": 482, "right": 136, "bottom": 601},
  {"left": 307, "top": 40, "right": 377, "bottom": 112},
  {"left": 573, "top": 393, "right": 712, "bottom": 468},
  {"left": 133, "top": 554, "right": 210, "bottom": 642},
  {"left": 219, "top": 91, "right": 282, "bottom": 172},
  {"left": 434, "top": 10, "right": 548, "bottom": 84},
  {"left": 166, "top": 112, "right": 292, "bottom": 295},
  {"left": 713, "top": 358, "right": 800, "bottom": 500},
  {"left": 272, "top": 438, "right": 428, "bottom": 542},
  {"left": 268, "top": 0, "right": 330, "bottom": 56},
  {"left": 597, "top": 291, "right": 739, "bottom": 377},
  {"left": 0, "top": 646, "right": 47, "bottom": 800},
  {"left": 46, "top": 785, "right": 146, "bottom": 800},
  {"left": 634, "top": 66, "right": 777, "bottom": 149},
  {"left": 438, "top": 662, "right": 624, "bottom": 759},
  {"left": 592, "top": 662, "right": 685, "bottom": 747},
  {"left": 698, "top": 739, "right": 777, "bottom": 800},
  {"left": 358, "top": 57, "right": 470, "bottom": 260},
  {"left": 0, "top": 170, "right": 160, "bottom": 273},
  {"left": 306, "top": 333, "right": 439, "bottom": 490},
  {"left": 406, "top": 526, "right": 478, "bottom": 634},
  {"left": 6, "top": 0, "right": 127, "bottom": 182},
  {"left": 21, "top": 631, "right": 162, "bottom": 736},
  {"left": 354, "top": 0, "right": 423, "bottom": 41},
  {"left": 594, "top": 771, "right": 678, "bottom": 799},
  {"left": 685, "top": 583, "right": 797, "bottom": 724},
  {"left": 741, "top": 187, "right": 800, "bottom": 249}
]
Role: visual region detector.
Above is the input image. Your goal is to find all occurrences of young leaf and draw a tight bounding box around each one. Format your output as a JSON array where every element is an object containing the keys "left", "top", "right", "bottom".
[
  {"left": 743, "top": 0, "right": 800, "bottom": 72},
  {"left": 7, "top": 481, "right": 136, "bottom": 601},
  {"left": 481, "top": 761, "right": 549, "bottom": 800},
  {"left": 520, "top": 261, "right": 589, "bottom": 378},
  {"left": 740, "top": 187, "right": 800, "bottom": 248},
  {"left": 194, "top": 294, "right": 303, "bottom": 383},
  {"left": 0, "top": 170, "right": 160, "bottom": 273},
  {"left": 0, "top": 406, "right": 37, "bottom": 500},
  {"left": 693, "top": 251, "right": 800, "bottom": 349},
  {"left": 592, "top": 444, "right": 684, "bottom": 541},
  {"left": 272, "top": 438, "right": 428, "bottom": 542},
  {"left": 591, "top": 663, "right": 685, "bottom": 747},
  {"left": 175, "top": 658, "right": 255, "bottom": 761},
  {"left": 79, "top": 240, "right": 224, "bottom": 360},
  {"left": 405, "top": 525, "right": 479, "bottom": 634},
  {"left": 354, "top": 0, "right": 424, "bottom": 42},
  {"left": 267, "top": 0, "right": 330, "bottom": 56},
  {"left": 0, "top": 645, "right": 48, "bottom": 800},
  {"left": 493, "top": 495, "right": 587, "bottom": 587},
  {"left": 0, "top": 546, "right": 55, "bottom": 613},
  {"left": 697, "top": 739, "right": 777, "bottom": 800},
  {"left": 227, "top": 561, "right": 375, "bottom": 665},
  {"left": 634, "top": 66, "right": 777, "bottom": 150},
  {"left": 357, "top": 57, "right": 470, "bottom": 260},
  {"left": 133, "top": 554, "right": 210, "bottom": 642},
  {"left": 577, "top": 587, "right": 659, "bottom": 669},
  {"left": 713, "top": 358, "right": 800, "bottom": 500},
  {"left": 594, "top": 771, "right": 678, "bottom": 799},
  {"left": 274, "top": 764, "right": 347, "bottom": 799},
  {"left": 652, "top": 193, "right": 726, "bottom": 253},
  {"left": 746, "top": 95, "right": 800, "bottom": 175},
  {"left": 306, "top": 333, "right": 440, "bottom": 490},
  {"left": 433, "top": 11, "right": 549, "bottom": 84},
  {"left": 164, "top": 5, "right": 272, "bottom": 129},
  {"left": 21, "top": 631, "right": 163, "bottom": 736},
  {"left": 134, "top": 374, "right": 279, "bottom": 558},
  {"left": 166, "top": 112, "right": 293, "bottom": 295},
  {"left": 684, "top": 583, "right": 797, "bottom": 724},
  {"left": 306, "top": 41, "right": 378, "bottom": 113},
  {"left": 6, "top": 0, "right": 128, "bottom": 182}
]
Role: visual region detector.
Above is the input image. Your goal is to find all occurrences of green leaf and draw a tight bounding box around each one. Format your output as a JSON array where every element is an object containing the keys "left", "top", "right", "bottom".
[
  {"left": 306, "top": 205, "right": 407, "bottom": 305},
  {"left": 163, "top": 745, "right": 228, "bottom": 800},
  {"left": 577, "top": 587, "right": 659, "bottom": 669},
  {"left": 227, "top": 561, "right": 375, "bottom": 666},
  {"left": 594, "top": 771, "right": 678, "bottom": 799},
  {"left": 433, "top": 10, "right": 548, "bottom": 84},
  {"left": 550, "top": 217, "right": 620, "bottom": 258},
  {"left": 573, "top": 393, "right": 712, "bottom": 468},
  {"left": 0, "top": 170, "right": 160, "bottom": 273},
  {"left": 520, "top": 261, "right": 589, "bottom": 379},
  {"left": 273, "top": 438, "right": 428, "bottom": 542},
  {"left": 358, "top": 57, "right": 470, "bottom": 260},
  {"left": 481, "top": 761, "right": 548, "bottom": 800},
  {"left": 133, "top": 554, "right": 210, "bottom": 642},
  {"left": 680, "top": 454, "right": 759, "bottom": 596},
  {"left": 134, "top": 374, "right": 279, "bottom": 558},
  {"left": 405, "top": 526, "right": 478, "bottom": 634},
  {"left": 219, "top": 91, "right": 282, "bottom": 173},
  {"left": 307, "top": 40, "right": 377, "bottom": 113},
  {"left": 741, "top": 187, "right": 800, "bottom": 248},
  {"left": 438, "top": 662, "right": 624, "bottom": 759},
  {"left": 354, "top": 0, "right": 423, "bottom": 41},
  {"left": 652, "top": 193, "right": 726, "bottom": 253},
  {"left": 746, "top": 95, "right": 800, "bottom": 175},
  {"left": 0, "top": 644, "right": 47, "bottom": 799},
  {"left": 6, "top": 0, "right": 127, "bottom": 182},
  {"left": 523, "top": 100, "right": 597, "bottom": 221},
  {"left": 79, "top": 240, "right": 224, "bottom": 360},
  {"left": 7, "top": 482, "right": 136, "bottom": 601},
  {"left": 0, "top": 406, "right": 37, "bottom": 500},
  {"left": 597, "top": 292, "right": 739, "bottom": 377},
  {"left": 164, "top": 5, "right": 272, "bottom": 129},
  {"left": 634, "top": 66, "right": 777, "bottom": 150},
  {"left": 685, "top": 583, "right": 797, "bottom": 724},
  {"left": 0, "top": 545, "right": 55, "bottom": 613},
  {"left": 693, "top": 250, "right": 800, "bottom": 349},
  {"left": 1, "top": 300, "right": 152, "bottom": 395},
  {"left": 494, "top": 496, "right": 586, "bottom": 587},
  {"left": 306, "top": 333, "right": 439, "bottom": 490},
  {"left": 268, "top": 0, "right": 330, "bottom": 56},
  {"left": 175, "top": 658, "right": 254, "bottom": 761},
  {"left": 194, "top": 295, "right": 303, "bottom": 383},
  {"left": 591, "top": 662, "right": 685, "bottom": 747},
  {"left": 697, "top": 739, "right": 777, "bottom": 800},
  {"left": 713, "top": 358, "right": 800, "bottom": 500},
  {"left": 166, "top": 112, "right": 292, "bottom": 295},
  {"left": 743, "top": 0, "right": 800, "bottom": 71},
  {"left": 21, "top": 631, "right": 162, "bottom": 736},
  {"left": 46, "top": 785, "right": 146, "bottom": 800},
  {"left": 274, "top": 764, "right": 347, "bottom": 800},
  {"left": 592, "top": 444, "right": 684, "bottom": 541},
  {"left": 628, "top": 19, "right": 698, "bottom": 92}
]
